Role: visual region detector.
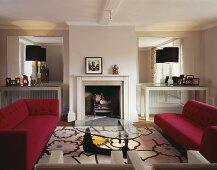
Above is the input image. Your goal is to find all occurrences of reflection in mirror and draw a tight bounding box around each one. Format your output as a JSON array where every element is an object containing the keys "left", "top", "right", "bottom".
[
  {"left": 7, "top": 36, "right": 64, "bottom": 84},
  {"left": 138, "top": 37, "right": 181, "bottom": 83}
]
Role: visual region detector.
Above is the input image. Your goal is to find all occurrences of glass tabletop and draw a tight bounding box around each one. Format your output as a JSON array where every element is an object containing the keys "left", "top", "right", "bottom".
[{"left": 74, "top": 117, "right": 140, "bottom": 140}]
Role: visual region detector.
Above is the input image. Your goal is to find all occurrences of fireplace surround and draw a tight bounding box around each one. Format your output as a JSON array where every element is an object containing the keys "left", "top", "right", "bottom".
[{"left": 68, "top": 74, "right": 129, "bottom": 121}]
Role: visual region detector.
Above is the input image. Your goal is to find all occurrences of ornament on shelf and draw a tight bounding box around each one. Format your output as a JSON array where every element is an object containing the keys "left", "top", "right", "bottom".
[{"left": 112, "top": 64, "right": 119, "bottom": 75}]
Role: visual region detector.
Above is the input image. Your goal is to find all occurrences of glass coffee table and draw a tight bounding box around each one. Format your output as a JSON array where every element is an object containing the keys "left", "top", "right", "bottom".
[{"left": 74, "top": 117, "right": 141, "bottom": 158}]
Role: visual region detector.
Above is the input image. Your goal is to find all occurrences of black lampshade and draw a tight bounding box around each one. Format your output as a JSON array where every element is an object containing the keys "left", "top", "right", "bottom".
[
  {"left": 39, "top": 48, "right": 46, "bottom": 61},
  {"left": 163, "top": 47, "right": 179, "bottom": 63},
  {"left": 26, "top": 45, "right": 41, "bottom": 61},
  {"left": 156, "top": 49, "right": 164, "bottom": 63}
]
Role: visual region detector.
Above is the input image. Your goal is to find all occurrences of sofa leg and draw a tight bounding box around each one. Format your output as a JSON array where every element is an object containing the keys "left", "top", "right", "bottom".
[{"left": 49, "top": 150, "right": 64, "bottom": 163}]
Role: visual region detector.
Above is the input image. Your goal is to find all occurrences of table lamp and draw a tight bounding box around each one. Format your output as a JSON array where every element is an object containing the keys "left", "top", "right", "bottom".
[
  {"left": 26, "top": 45, "right": 41, "bottom": 85},
  {"left": 37, "top": 47, "right": 46, "bottom": 83},
  {"left": 163, "top": 47, "right": 179, "bottom": 85},
  {"left": 156, "top": 49, "right": 165, "bottom": 83},
  {"left": 156, "top": 49, "right": 164, "bottom": 63}
]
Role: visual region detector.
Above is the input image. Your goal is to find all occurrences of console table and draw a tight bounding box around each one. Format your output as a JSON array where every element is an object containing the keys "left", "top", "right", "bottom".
[
  {"left": 139, "top": 83, "right": 209, "bottom": 121},
  {"left": 0, "top": 83, "right": 62, "bottom": 118}
]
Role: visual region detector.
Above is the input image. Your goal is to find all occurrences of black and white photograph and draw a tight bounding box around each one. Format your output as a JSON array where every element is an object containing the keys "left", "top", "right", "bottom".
[
  {"left": 85, "top": 57, "right": 102, "bottom": 74},
  {"left": 186, "top": 75, "right": 194, "bottom": 79},
  {"left": 193, "top": 78, "right": 200, "bottom": 85},
  {"left": 5, "top": 77, "right": 11, "bottom": 86}
]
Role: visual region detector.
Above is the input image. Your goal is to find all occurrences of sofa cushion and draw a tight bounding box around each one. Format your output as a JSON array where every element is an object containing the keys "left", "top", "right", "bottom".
[
  {"left": 15, "top": 115, "right": 58, "bottom": 170},
  {"left": 154, "top": 113, "right": 204, "bottom": 150},
  {"left": 24, "top": 99, "right": 59, "bottom": 116},
  {"left": 0, "top": 100, "right": 29, "bottom": 129},
  {"left": 182, "top": 100, "right": 217, "bottom": 127}
]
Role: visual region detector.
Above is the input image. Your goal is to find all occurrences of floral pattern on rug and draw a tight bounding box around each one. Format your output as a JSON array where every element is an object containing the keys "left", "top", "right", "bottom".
[{"left": 38, "top": 126, "right": 187, "bottom": 165}]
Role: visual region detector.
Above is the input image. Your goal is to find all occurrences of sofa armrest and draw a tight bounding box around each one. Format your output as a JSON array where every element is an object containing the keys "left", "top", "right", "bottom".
[
  {"left": 24, "top": 99, "right": 59, "bottom": 116},
  {"left": 36, "top": 151, "right": 132, "bottom": 170},
  {"left": 48, "top": 150, "right": 124, "bottom": 164},
  {"left": 187, "top": 150, "right": 210, "bottom": 163},
  {"left": 49, "top": 150, "right": 64, "bottom": 163},
  {"left": 0, "top": 129, "right": 28, "bottom": 170},
  {"left": 199, "top": 126, "right": 217, "bottom": 163},
  {"left": 35, "top": 164, "right": 134, "bottom": 170},
  {"left": 111, "top": 151, "right": 125, "bottom": 164},
  {"left": 127, "top": 150, "right": 149, "bottom": 170}
]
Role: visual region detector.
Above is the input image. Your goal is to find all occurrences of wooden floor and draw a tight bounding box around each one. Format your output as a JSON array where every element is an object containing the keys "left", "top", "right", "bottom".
[{"left": 58, "top": 120, "right": 74, "bottom": 126}]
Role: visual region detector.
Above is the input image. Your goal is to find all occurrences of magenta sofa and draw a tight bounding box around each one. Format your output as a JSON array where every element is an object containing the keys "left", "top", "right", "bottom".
[
  {"left": 154, "top": 100, "right": 217, "bottom": 163},
  {"left": 0, "top": 99, "right": 59, "bottom": 170}
]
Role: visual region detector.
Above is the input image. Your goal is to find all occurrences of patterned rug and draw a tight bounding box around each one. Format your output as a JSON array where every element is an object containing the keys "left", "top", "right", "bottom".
[{"left": 37, "top": 126, "right": 187, "bottom": 165}]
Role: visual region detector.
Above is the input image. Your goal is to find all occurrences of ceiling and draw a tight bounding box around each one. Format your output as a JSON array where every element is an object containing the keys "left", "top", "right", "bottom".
[
  {"left": 0, "top": 0, "right": 217, "bottom": 31},
  {"left": 138, "top": 37, "right": 173, "bottom": 48}
]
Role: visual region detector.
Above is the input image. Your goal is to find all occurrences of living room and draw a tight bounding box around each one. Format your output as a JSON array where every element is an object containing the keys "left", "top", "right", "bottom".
[{"left": 0, "top": 0, "right": 217, "bottom": 170}]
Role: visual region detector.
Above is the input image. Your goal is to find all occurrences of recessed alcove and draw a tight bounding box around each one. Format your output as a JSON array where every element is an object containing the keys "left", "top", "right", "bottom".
[{"left": 85, "top": 85, "right": 121, "bottom": 118}]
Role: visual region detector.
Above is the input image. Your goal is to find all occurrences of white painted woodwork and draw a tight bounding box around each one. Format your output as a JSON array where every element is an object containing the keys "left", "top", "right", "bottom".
[
  {"left": 138, "top": 83, "right": 209, "bottom": 121},
  {"left": 68, "top": 74, "right": 129, "bottom": 121},
  {"left": 0, "top": 85, "right": 62, "bottom": 118}
]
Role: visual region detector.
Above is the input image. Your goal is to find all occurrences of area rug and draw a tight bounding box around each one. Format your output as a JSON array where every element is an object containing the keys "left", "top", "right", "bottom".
[{"left": 37, "top": 126, "right": 187, "bottom": 165}]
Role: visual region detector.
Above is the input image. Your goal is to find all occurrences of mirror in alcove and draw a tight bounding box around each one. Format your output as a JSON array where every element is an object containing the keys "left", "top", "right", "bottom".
[
  {"left": 7, "top": 36, "right": 64, "bottom": 83},
  {"left": 137, "top": 37, "right": 183, "bottom": 117},
  {"left": 138, "top": 37, "right": 181, "bottom": 83}
]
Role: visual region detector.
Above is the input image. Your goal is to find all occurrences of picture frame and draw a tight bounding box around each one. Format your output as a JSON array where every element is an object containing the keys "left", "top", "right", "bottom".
[
  {"left": 10, "top": 80, "right": 17, "bottom": 86},
  {"left": 186, "top": 75, "right": 194, "bottom": 79},
  {"left": 15, "top": 77, "right": 20, "bottom": 85},
  {"left": 85, "top": 57, "right": 102, "bottom": 74},
  {"left": 6, "top": 77, "right": 11, "bottom": 86},
  {"left": 177, "top": 77, "right": 183, "bottom": 85},
  {"left": 23, "top": 75, "right": 29, "bottom": 86},
  {"left": 185, "top": 78, "right": 193, "bottom": 85},
  {"left": 192, "top": 78, "right": 199, "bottom": 85}
]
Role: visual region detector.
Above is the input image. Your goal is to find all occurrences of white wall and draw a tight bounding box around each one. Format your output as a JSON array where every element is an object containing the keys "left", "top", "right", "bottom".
[
  {"left": 182, "top": 32, "right": 204, "bottom": 80},
  {"left": 204, "top": 26, "right": 217, "bottom": 105},
  {"left": 7, "top": 36, "right": 20, "bottom": 78},
  {"left": 44, "top": 45, "right": 63, "bottom": 81},
  {"left": 138, "top": 49, "right": 151, "bottom": 83},
  {"left": 69, "top": 26, "right": 138, "bottom": 121}
]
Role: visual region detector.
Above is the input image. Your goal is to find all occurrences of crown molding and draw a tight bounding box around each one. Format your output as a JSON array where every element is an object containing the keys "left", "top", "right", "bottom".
[{"left": 0, "top": 25, "right": 69, "bottom": 30}]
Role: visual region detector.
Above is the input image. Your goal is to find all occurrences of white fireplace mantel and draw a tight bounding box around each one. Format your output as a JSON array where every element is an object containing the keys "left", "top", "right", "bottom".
[
  {"left": 74, "top": 74, "right": 129, "bottom": 78},
  {"left": 68, "top": 74, "right": 129, "bottom": 121}
]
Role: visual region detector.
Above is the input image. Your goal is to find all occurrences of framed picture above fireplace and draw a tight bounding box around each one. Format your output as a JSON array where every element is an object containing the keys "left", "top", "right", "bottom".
[{"left": 85, "top": 57, "right": 103, "bottom": 74}]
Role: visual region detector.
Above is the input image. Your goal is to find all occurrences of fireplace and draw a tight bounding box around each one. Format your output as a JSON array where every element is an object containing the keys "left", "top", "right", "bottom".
[
  {"left": 68, "top": 74, "right": 129, "bottom": 120},
  {"left": 85, "top": 86, "right": 121, "bottom": 118}
]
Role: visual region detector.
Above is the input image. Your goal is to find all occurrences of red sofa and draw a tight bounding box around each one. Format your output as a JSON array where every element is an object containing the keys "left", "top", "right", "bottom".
[
  {"left": 0, "top": 99, "right": 59, "bottom": 170},
  {"left": 154, "top": 100, "right": 217, "bottom": 163}
]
